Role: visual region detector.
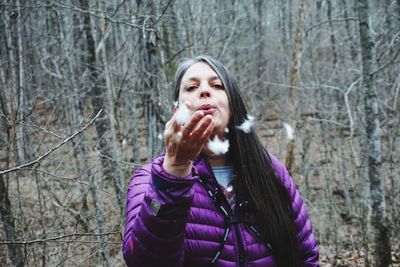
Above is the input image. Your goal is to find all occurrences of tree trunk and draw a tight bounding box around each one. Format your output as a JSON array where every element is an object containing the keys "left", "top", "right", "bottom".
[
  {"left": 288, "top": 0, "right": 293, "bottom": 44},
  {"left": 58, "top": 9, "right": 91, "bottom": 235},
  {"left": 136, "top": 0, "right": 164, "bottom": 160},
  {"left": 79, "top": 0, "right": 112, "bottom": 265},
  {"left": 97, "top": 3, "right": 124, "bottom": 216},
  {"left": 0, "top": 1, "right": 25, "bottom": 265},
  {"left": 255, "top": 0, "right": 267, "bottom": 96},
  {"left": 0, "top": 77, "right": 24, "bottom": 267},
  {"left": 397, "top": 0, "right": 400, "bottom": 24},
  {"left": 341, "top": 0, "right": 357, "bottom": 64},
  {"left": 300, "top": 126, "right": 311, "bottom": 192},
  {"left": 80, "top": 0, "right": 113, "bottom": 181},
  {"left": 387, "top": 129, "right": 399, "bottom": 237},
  {"left": 15, "top": 0, "right": 26, "bottom": 164},
  {"left": 279, "top": 0, "right": 288, "bottom": 55},
  {"left": 357, "top": 0, "right": 392, "bottom": 266},
  {"left": 286, "top": 0, "right": 308, "bottom": 174},
  {"left": 326, "top": 0, "right": 338, "bottom": 68}
]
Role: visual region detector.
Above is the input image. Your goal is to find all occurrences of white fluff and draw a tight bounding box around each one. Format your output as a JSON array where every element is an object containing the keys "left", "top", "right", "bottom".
[
  {"left": 236, "top": 114, "right": 255, "bottom": 133},
  {"left": 224, "top": 127, "right": 229, "bottom": 133},
  {"left": 207, "top": 136, "right": 230, "bottom": 155},
  {"left": 283, "top": 122, "right": 294, "bottom": 140},
  {"left": 175, "top": 103, "right": 192, "bottom": 125}
]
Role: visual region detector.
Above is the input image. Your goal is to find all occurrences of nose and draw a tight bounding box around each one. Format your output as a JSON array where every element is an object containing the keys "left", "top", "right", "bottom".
[{"left": 199, "top": 83, "right": 211, "bottom": 98}]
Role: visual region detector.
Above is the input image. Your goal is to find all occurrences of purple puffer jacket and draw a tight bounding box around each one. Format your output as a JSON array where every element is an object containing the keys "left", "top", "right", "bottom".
[{"left": 122, "top": 153, "right": 319, "bottom": 267}]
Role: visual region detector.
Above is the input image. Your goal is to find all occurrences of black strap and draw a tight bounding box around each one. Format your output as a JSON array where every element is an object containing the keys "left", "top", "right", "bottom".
[
  {"left": 225, "top": 214, "right": 240, "bottom": 226},
  {"left": 198, "top": 176, "right": 260, "bottom": 265}
]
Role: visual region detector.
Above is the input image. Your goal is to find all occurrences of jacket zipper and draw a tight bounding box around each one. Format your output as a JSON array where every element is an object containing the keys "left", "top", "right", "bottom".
[
  {"left": 233, "top": 224, "right": 245, "bottom": 267},
  {"left": 203, "top": 160, "right": 246, "bottom": 267}
]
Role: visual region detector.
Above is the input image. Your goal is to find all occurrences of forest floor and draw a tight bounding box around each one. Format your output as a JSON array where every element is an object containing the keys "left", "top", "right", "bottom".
[{"left": 319, "top": 243, "right": 400, "bottom": 266}]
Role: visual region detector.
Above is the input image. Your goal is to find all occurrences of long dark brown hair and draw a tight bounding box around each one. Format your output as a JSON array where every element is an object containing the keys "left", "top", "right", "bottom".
[{"left": 174, "top": 55, "right": 299, "bottom": 267}]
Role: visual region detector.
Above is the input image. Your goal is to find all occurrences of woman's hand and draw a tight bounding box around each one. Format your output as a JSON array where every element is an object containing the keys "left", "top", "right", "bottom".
[{"left": 163, "top": 103, "right": 215, "bottom": 177}]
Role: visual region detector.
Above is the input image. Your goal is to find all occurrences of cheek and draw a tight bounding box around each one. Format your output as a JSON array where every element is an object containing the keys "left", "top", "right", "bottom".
[
  {"left": 177, "top": 96, "right": 188, "bottom": 106},
  {"left": 223, "top": 97, "right": 231, "bottom": 118},
  {"left": 221, "top": 104, "right": 231, "bottom": 126},
  {"left": 178, "top": 93, "right": 195, "bottom": 104},
  {"left": 224, "top": 111, "right": 231, "bottom": 125}
]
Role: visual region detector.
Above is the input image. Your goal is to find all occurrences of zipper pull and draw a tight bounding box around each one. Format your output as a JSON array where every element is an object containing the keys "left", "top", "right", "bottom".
[{"left": 239, "top": 255, "right": 245, "bottom": 265}]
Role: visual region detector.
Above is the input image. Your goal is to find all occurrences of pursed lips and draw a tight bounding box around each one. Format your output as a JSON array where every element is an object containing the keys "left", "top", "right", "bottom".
[{"left": 197, "top": 104, "right": 217, "bottom": 115}]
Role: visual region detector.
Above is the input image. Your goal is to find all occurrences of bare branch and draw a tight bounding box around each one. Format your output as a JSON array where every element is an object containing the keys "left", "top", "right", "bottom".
[
  {"left": 371, "top": 48, "right": 400, "bottom": 76},
  {"left": 305, "top": 17, "right": 359, "bottom": 37},
  {"left": 345, "top": 78, "right": 361, "bottom": 166},
  {"left": 51, "top": 1, "right": 155, "bottom": 31},
  {"left": 306, "top": 117, "right": 349, "bottom": 128},
  {"left": 40, "top": 56, "right": 63, "bottom": 79},
  {"left": 25, "top": 123, "right": 65, "bottom": 139},
  {"left": 151, "top": 0, "right": 175, "bottom": 26},
  {"left": 0, "top": 229, "right": 120, "bottom": 245},
  {"left": 0, "top": 109, "right": 103, "bottom": 176}
]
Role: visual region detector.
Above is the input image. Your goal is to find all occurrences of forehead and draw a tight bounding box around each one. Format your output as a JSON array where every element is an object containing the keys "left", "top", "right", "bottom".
[{"left": 181, "top": 62, "right": 220, "bottom": 84}]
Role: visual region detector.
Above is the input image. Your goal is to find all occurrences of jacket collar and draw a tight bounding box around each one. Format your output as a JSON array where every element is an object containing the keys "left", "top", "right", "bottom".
[{"left": 193, "top": 153, "right": 213, "bottom": 180}]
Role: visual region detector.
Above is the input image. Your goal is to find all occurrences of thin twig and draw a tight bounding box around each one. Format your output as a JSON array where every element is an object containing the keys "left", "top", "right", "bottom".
[
  {"left": 21, "top": 167, "right": 116, "bottom": 195},
  {"left": 51, "top": 1, "right": 155, "bottom": 31},
  {"left": 0, "top": 109, "right": 103, "bottom": 176},
  {"left": 345, "top": 79, "right": 361, "bottom": 166},
  {"left": 26, "top": 123, "right": 65, "bottom": 139},
  {"left": 151, "top": 0, "right": 174, "bottom": 26},
  {"left": 0, "top": 229, "right": 120, "bottom": 245},
  {"left": 306, "top": 117, "right": 349, "bottom": 128},
  {"left": 305, "top": 17, "right": 359, "bottom": 37},
  {"left": 370, "top": 49, "right": 400, "bottom": 76}
]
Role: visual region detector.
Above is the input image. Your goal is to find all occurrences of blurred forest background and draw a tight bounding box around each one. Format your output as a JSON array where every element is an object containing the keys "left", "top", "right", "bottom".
[{"left": 1, "top": 0, "right": 399, "bottom": 266}]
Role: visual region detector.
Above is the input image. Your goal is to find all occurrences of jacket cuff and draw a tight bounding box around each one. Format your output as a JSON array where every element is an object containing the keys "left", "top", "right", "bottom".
[{"left": 151, "top": 156, "right": 198, "bottom": 191}]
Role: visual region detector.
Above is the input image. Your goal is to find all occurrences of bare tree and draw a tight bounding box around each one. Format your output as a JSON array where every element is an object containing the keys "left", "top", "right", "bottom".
[
  {"left": 357, "top": 0, "right": 392, "bottom": 266},
  {"left": 286, "top": 0, "right": 308, "bottom": 174},
  {"left": 0, "top": 0, "right": 399, "bottom": 265}
]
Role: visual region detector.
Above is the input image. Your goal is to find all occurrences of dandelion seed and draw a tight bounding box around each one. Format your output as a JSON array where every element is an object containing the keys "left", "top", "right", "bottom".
[
  {"left": 207, "top": 136, "right": 230, "bottom": 155},
  {"left": 226, "top": 185, "right": 233, "bottom": 193},
  {"left": 224, "top": 127, "right": 229, "bottom": 133},
  {"left": 175, "top": 103, "right": 192, "bottom": 125},
  {"left": 283, "top": 122, "right": 294, "bottom": 140},
  {"left": 236, "top": 114, "right": 255, "bottom": 133},
  {"left": 157, "top": 133, "right": 163, "bottom": 140}
]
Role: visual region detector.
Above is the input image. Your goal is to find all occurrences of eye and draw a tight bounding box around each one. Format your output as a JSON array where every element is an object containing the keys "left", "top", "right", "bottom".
[
  {"left": 185, "top": 85, "right": 197, "bottom": 92},
  {"left": 212, "top": 84, "right": 224, "bottom": 90}
]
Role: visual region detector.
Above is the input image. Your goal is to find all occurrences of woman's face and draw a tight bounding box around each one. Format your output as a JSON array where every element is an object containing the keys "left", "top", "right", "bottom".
[{"left": 178, "top": 62, "right": 231, "bottom": 137}]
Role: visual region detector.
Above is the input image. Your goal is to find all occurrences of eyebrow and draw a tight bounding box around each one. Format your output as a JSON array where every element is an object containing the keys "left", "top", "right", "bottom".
[{"left": 182, "top": 76, "right": 221, "bottom": 83}]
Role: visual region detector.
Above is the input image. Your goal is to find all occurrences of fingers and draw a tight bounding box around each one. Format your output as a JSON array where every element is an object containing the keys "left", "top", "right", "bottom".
[
  {"left": 167, "top": 101, "right": 193, "bottom": 133},
  {"left": 165, "top": 112, "right": 182, "bottom": 135},
  {"left": 181, "top": 110, "right": 205, "bottom": 137},
  {"left": 175, "top": 101, "right": 193, "bottom": 126},
  {"left": 199, "top": 118, "right": 215, "bottom": 142},
  {"left": 164, "top": 102, "right": 215, "bottom": 156},
  {"left": 188, "top": 114, "right": 214, "bottom": 140},
  {"left": 164, "top": 114, "right": 180, "bottom": 146}
]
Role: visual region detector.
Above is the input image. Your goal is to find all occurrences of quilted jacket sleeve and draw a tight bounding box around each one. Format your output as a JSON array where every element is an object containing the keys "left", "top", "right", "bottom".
[
  {"left": 122, "top": 155, "right": 198, "bottom": 267},
  {"left": 269, "top": 154, "right": 320, "bottom": 267}
]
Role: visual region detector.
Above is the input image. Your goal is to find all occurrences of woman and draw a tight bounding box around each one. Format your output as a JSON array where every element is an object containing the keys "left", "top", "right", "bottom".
[{"left": 123, "top": 55, "right": 319, "bottom": 267}]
